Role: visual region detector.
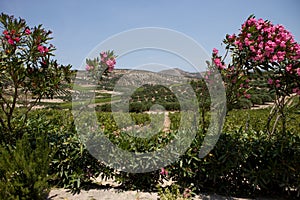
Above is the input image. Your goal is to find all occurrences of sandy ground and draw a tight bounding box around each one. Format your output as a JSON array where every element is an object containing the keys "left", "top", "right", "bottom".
[
  {"left": 48, "top": 188, "right": 282, "bottom": 200},
  {"left": 48, "top": 188, "right": 288, "bottom": 200},
  {"left": 47, "top": 176, "right": 281, "bottom": 200},
  {"left": 48, "top": 188, "right": 159, "bottom": 200}
]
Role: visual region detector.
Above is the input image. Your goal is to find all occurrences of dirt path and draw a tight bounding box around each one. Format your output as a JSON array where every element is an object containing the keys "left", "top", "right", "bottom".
[{"left": 162, "top": 111, "right": 171, "bottom": 132}]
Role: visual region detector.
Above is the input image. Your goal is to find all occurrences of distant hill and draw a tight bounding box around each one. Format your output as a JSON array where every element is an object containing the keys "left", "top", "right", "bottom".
[{"left": 74, "top": 68, "right": 203, "bottom": 82}]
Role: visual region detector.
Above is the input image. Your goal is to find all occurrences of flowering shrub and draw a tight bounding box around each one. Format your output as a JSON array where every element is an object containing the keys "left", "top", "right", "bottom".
[
  {"left": 0, "top": 13, "right": 73, "bottom": 142},
  {"left": 85, "top": 50, "right": 116, "bottom": 83},
  {"left": 208, "top": 48, "right": 252, "bottom": 111},
  {"left": 209, "top": 15, "right": 300, "bottom": 133},
  {"left": 224, "top": 15, "right": 300, "bottom": 95}
]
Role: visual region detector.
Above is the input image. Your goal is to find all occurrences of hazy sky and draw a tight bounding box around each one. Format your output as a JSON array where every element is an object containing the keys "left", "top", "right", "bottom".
[{"left": 1, "top": 0, "right": 300, "bottom": 72}]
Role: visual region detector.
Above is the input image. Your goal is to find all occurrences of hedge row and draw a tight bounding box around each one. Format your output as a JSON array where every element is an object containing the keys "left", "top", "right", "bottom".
[{"left": 0, "top": 109, "right": 299, "bottom": 199}]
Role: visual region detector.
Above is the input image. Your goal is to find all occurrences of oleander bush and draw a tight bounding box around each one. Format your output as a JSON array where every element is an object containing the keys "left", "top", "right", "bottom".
[
  {"left": 170, "top": 131, "right": 300, "bottom": 198},
  {"left": 29, "top": 110, "right": 114, "bottom": 193},
  {"left": 1, "top": 106, "right": 299, "bottom": 198}
]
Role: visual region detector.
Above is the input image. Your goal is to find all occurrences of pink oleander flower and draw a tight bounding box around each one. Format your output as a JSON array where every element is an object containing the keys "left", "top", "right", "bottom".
[
  {"left": 14, "top": 37, "right": 20, "bottom": 43},
  {"left": 213, "top": 48, "right": 219, "bottom": 55},
  {"left": 286, "top": 64, "right": 293, "bottom": 73},
  {"left": 234, "top": 40, "right": 241, "bottom": 46},
  {"left": 25, "top": 28, "right": 31, "bottom": 35},
  {"left": 297, "top": 68, "right": 300, "bottom": 76},
  {"left": 250, "top": 45, "right": 255, "bottom": 52},
  {"left": 38, "top": 45, "right": 49, "bottom": 54},
  {"left": 254, "top": 53, "right": 264, "bottom": 62},
  {"left": 275, "top": 79, "right": 280, "bottom": 88},
  {"left": 244, "top": 38, "right": 251, "bottom": 46},
  {"left": 271, "top": 55, "right": 278, "bottom": 62},
  {"left": 276, "top": 83, "right": 281, "bottom": 88},
  {"left": 213, "top": 58, "right": 225, "bottom": 69},
  {"left": 267, "top": 40, "right": 277, "bottom": 48},
  {"left": 265, "top": 46, "right": 274, "bottom": 54},
  {"left": 106, "top": 59, "right": 114, "bottom": 67},
  {"left": 38, "top": 45, "right": 44, "bottom": 53},
  {"left": 85, "top": 65, "right": 94, "bottom": 71},
  {"left": 279, "top": 41, "right": 286, "bottom": 48},
  {"left": 228, "top": 34, "right": 235, "bottom": 40},
  {"left": 7, "top": 38, "right": 14, "bottom": 45},
  {"left": 160, "top": 168, "right": 168, "bottom": 176},
  {"left": 268, "top": 78, "right": 273, "bottom": 85},
  {"left": 244, "top": 93, "right": 251, "bottom": 99},
  {"left": 3, "top": 30, "right": 9, "bottom": 35},
  {"left": 292, "top": 88, "right": 300, "bottom": 95},
  {"left": 108, "top": 66, "right": 114, "bottom": 72},
  {"left": 100, "top": 51, "right": 108, "bottom": 58}
]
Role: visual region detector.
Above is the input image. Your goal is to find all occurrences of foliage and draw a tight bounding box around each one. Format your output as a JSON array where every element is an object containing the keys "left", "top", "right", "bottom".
[
  {"left": 169, "top": 130, "right": 300, "bottom": 198},
  {"left": 0, "top": 133, "right": 52, "bottom": 200},
  {"left": 0, "top": 13, "right": 73, "bottom": 143},
  {"left": 24, "top": 109, "right": 114, "bottom": 194},
  {"left": 158, "top": 184, "right": 193, "bottom": 200},
  {"left": 190, "top": 79, "right": 211, "bottom": 130},
  {"left": 3, "top": 105, "right": 299, "bottom": 198}
]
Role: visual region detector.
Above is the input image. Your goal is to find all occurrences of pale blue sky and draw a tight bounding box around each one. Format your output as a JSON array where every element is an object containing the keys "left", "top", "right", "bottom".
[{"left": 1, "top": 0, "right": 299, "bottom": 72}]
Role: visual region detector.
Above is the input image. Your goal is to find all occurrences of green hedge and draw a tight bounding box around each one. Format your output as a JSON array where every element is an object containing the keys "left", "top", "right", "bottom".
[
  {"left": 1, "top": 108, "right": 299, "bottom": 198},
  {"left": 170, "top": 129, "right": 300, "bottom": 198}
]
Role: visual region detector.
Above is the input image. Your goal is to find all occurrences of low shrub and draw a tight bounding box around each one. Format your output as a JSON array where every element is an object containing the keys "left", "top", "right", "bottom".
[
  {"left": 234, "top": 98, "right": 253, "bottom": 109},
  {"left": 19, "top": 109, "right": 114, "bottom": 193},
  {"left": 0, "top": 133, "right": 52, "bottom": 200},
  {"left": 250, "top": 95, "right": 263, "bottom": 105},
  {"left": 169, "top": 128, "right": 300, "bottom": 198},
  {"left": 158, "top": 184, "right": 193, "bottom": 200}
]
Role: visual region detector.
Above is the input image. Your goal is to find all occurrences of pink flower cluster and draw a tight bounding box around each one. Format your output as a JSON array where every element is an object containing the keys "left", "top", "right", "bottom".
[
  {"left": 37, "top": 45, "right": 49, "bottom": 54},
  {"left": 212, "top": 48, "right": 226, "bottom": 69},
  {"left": 292, "top": 88, "right": 300, "bottom": 95},
  {"left": 85, "top": 65, "right": 94, "bottom": 71},
  {"left": 160, "top": 167, "right": 168, "bottom": 176},
  {"left": 101, "top": 51, "right": 116, "bottom": 72},
  {"left": 25, "top": 28, "right": 31, "bottom": 35},
  {"left": 223, "top": 16, "right": 300, "bottom": 97},
  {"left": 268, "top": 78, "right": 281, "bottom": 88},
  {"left": 269, "top": 78, "right": 300, "bottom": 95},
  {"left": 231, "top": 17, "right": 300, "bottom": 64},
  {"left": 3, "top": 29, "right": 21, "bottom": 45}
]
